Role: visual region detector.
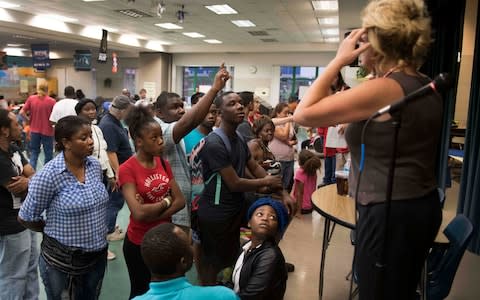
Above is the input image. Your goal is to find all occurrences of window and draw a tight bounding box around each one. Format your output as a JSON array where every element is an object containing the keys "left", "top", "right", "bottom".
[
  {"left": 182, "top": 66, "right": 234, "bottom": 103},
  {"left": 279, "top": 66, "right": 324, "bottom": 102}
]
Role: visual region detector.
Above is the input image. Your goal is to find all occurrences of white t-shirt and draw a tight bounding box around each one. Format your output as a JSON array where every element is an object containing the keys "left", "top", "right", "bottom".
[{"left": 49, "top": 98, "right": 78, "bottom": 123}]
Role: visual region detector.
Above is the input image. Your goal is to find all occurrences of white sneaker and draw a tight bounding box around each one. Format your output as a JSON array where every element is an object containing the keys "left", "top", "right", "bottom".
[
  {"left": 107, "top": 250, "right": 116, "bottom": 260},
  {"left": 107, "top": 227, "right": 125, "bottom": 241}
]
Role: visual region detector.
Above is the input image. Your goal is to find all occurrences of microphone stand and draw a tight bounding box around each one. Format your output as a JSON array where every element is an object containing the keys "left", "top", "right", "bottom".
[{"left": 374, "top": 112, "right": 401, "bottom": 299}]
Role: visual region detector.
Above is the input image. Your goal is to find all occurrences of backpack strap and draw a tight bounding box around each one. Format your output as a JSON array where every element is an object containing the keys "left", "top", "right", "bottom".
[
  {"left": 210, "top": 128, "right": 243, "bottom": 206},
  {"left": 203, "top": 172, "right": 222, "bottom": 205},
  {"left": 159, "top": 157, "right": 167, "bottom": 171}
]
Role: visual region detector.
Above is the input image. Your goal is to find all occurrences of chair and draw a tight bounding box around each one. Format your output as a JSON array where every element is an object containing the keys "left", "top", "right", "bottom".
[{"left": 426, "top": 214, "right": 473, "bottom": 300}]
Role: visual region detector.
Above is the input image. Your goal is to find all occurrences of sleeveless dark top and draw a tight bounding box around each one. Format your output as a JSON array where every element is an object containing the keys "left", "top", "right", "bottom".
[{"left": 345, "top": 72, "right": 443, "bottom": 205}]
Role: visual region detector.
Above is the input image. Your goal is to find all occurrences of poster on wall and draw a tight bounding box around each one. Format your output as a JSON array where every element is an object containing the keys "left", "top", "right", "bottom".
[
  {"left": 31, "top": 44, "right": 50, "bottom": 70},
  {"left": 143, "top": 82, "right": 156, "bottom": 101},
  {"left": 73, "top": 50, "right": 92, "bottom": 71}
]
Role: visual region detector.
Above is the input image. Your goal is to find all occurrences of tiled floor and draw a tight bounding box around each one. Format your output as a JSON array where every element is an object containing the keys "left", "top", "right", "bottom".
[{"left": 34, "top": 159, "right": 479, "bottom": 300}]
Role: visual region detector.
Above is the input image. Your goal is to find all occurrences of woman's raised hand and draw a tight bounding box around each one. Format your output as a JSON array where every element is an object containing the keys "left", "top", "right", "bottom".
[{"left": 334, "top": 28, "right": 371, "bottom": 67}]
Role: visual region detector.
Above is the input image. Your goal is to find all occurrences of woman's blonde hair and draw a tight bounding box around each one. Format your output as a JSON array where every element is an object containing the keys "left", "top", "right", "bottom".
[
  {"left": 37, "top": 83, "right": 48, "bottom": 97},
  {"left": 362, "top": 0, "right": 432, "bottom": 72}
]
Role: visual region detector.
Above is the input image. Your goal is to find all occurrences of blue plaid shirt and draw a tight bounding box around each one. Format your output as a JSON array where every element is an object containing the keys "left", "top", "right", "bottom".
[{"left": 19, "top": 152, "right": 108, "bottom": 251}]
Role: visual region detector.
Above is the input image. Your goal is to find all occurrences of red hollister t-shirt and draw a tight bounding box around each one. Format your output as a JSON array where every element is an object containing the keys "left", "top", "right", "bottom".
[{"left": 118, "top": 156, "right": 173, "bottom": 245}]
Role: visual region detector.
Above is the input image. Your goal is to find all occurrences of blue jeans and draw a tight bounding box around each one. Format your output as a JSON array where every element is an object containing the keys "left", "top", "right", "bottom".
[
  {"left": 30, "top": 132, "right": 54, "bottom": 170},
  {"left": 0, "top": 230, "right": 39, "bottom": 300},
  {"left": 323, "top": 156, "right": 336, "bottom": 184},
  {"left": 39, "top": 253, "right": 107, "bottom": 300},
  {"left": 280, "top": 160, "right": 294, "bottom": 192},
  {"left": 106, "top": 190, "right": 125, "bottom": 233}
]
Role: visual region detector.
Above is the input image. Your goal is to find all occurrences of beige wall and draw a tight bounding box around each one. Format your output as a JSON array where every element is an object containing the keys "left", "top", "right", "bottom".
[
  {"left": 137, "top": 52, "right": 172, "bottom": 101},
  {"left": 455, "top": 0, "right": 478, "bottom": 125},
  {"left": 47, "top": 58, "right": 139, "bottom": 99}
]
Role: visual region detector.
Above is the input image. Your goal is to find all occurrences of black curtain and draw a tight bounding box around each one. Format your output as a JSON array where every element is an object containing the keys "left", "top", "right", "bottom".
[
  {"left": 457, "top": 1, "right": 480, "bottom": 254},
  {"left": 420, "top": 0, "right": 465, "bottom": 190}
]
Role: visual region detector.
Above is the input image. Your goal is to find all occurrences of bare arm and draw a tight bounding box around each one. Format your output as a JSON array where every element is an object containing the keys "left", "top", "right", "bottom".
[
  {"left": 218, "top": 165, "right": 282, "bottom": 193},
  {"left": 273, "top": 122, "right": 291, "bottom": 143},
  {"left": 247, "top": 140, "right": 264, "bottom": 165},
  {"left": 272, "top": 116, "right": 294, "bottom": 126},
  {"left": 155, "top": 179, "right": 185, "bottom": 220},
  {"left": 107, "top": 152, "right": 119, "bottom": 176},
  {"left": 122, "top": 181, "right": 184, "bottom": 223},
  {"left": 5, "top": 164, "right": 35, "bottom": 196},
  {"left": 17, "top": 218, "right": 45, "bottom": 232},
  {"left": 20, "top": 108, "right": 29, "bottom": 123},
  {"left": 172, "top": 64, "right": 230, "bottom": 143}
]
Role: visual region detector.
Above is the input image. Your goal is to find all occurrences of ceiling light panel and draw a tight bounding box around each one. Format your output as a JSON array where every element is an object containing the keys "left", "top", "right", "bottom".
[
  {"left": 231, "top": 20, "right": 256, "bottom": 27},
  {"left": 317, "top": 16, "right": 338, "bottom": 26},
  {"left": 182, "top": 32, "right": 205, "bottom": 38},
  {"left": 3, "top": 47, "right": 27, "bottom": 56},
  {"left": 30, "top": 15, "right": 72, "bottom": 33},
  {"left": 321, "top": 28, "right": 339, "bottom": 36},
  {"left": 155, "top": 23, "right": 183, "bottom": 29},
  {"left": 39, "top": 14, "right": 78, "bottom": 23},
  {"left": 205, "top": 4, "right": 238, "bottom": 15},
  {"left": 0, "top": 1, "right": 19, "bottom": 9},
  {"left": 324, "top": 37, "right": 339, "bottom": 43},
  {"left": 82, "top": 0, "right": 106, "bottom": 2},
  {"left": 204, "top": 39, "right": 222, "bottom": 44},
  {"left": 311, "top": 1, "right": 338, "bottom": 11}
]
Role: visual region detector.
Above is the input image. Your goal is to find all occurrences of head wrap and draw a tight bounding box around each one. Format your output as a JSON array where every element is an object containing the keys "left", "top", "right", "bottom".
[{"left": 247, "top": 197, "right": 289, "bottom": 236}]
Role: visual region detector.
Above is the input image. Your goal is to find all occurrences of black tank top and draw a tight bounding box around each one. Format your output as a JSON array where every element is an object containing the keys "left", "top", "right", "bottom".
[{"left": 345, "top": 72, "right": 443, "bottom": 205}]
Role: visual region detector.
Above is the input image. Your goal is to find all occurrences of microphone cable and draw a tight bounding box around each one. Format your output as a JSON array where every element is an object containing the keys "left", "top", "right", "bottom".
[{"left": 348, "top": 115, "right": 374, "bottom": 299}]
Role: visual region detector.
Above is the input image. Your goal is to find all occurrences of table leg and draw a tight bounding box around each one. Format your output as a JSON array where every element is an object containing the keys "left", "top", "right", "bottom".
[{"left": 319, "top": 217, "right": 331, "bottom": 299}]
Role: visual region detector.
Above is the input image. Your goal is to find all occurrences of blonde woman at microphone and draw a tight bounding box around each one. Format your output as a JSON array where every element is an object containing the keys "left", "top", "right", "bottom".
[{"left": 293, "top": 0, "right": 442, "bottom": 299}]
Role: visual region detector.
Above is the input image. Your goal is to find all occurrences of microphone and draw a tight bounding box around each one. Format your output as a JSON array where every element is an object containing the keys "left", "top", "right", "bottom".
[{"left": 371, "top": 73, "right": 452, "bottom": 118}]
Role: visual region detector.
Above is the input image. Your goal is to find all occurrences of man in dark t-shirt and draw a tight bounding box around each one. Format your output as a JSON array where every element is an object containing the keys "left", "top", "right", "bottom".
[
  {"left": 0, "top": 109, "right": 39, "bottom": 299},
  {"left": 236, "top": 91, "right": 255, "bottom": 142},
  {"left": 98, "top": 95, "right": 133, "bottom": 259},
  {"left": 196, "top": 92, "right": 284, "bottom": 285}
]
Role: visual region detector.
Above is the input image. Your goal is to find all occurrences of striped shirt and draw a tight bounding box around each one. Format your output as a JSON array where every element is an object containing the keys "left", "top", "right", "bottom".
[{"left": 19, "top": 152, "right": 108, "bottom": 251}]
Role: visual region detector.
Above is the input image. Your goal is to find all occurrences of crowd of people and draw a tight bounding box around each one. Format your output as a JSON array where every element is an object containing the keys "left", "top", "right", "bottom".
[{"left": 0, "top": 0, "right": 444, "bottom": 299}]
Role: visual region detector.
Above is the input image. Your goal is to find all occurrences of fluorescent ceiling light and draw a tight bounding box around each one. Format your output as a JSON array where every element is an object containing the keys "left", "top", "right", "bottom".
[
  {"left": 182, "top": 32, "right": 205, "bottom": 38},
  {"left": 205, "top": 4, "right": 238, "bottom": 15},
  {"left": 7, "top": 43, "right": 23, "bottom": 47},
  {"left": 317, "top": 16, "right": 338, "bottom": 26},
  {"left": 231, "top": 20, "right": 256, "bottom": 27},
  {"left": 81, "top": 26, "right": 118, "bottom": 39},
  {"left": 0, "top": 1, "right": 20, "bottom": 8},
  {"left": 321, "top": 28, "right": 339, "bottom": 36},
  {"left": 49, "top": 51, "right": 61, "bottom": 59},
  {"left": 204, "top": 39, "right": 222, "bottom": 44},
  {"left": 311, "top": 1, "right": 338, "bottom": 11},
  {"left": 324, "top": 36, "right": 339, "bottom": 43},
  {"left": 3, "top": 47, "right": 26, "bottom": 56},
  {"left": 38, "top": 14, "right": 78, "bottom": 23},
  {"left": 118, "top": 34, "right": 141, "bottom": 47},
  {"left": 29, "top": 16, "right": 72, "bottom": 33},
  {"left": 0, "top": 8, "right": 14, "bottom": 21},
  {"left": 146, "top": 40, "right": 170, "bottom": 51},
  {"left": 155, "top": 23, "right": 183, "bottom": 29},
  {"left": 82, "top": 0, "right": 106, "bottom": 2}
]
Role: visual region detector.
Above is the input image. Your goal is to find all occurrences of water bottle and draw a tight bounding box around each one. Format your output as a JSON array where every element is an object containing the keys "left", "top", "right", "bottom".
[{"left": 344, "top": 158, "right": 351, "bottom": 173}]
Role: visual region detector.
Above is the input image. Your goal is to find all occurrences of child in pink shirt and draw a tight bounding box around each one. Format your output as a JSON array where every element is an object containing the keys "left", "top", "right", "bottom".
[{"left": 293, "top": 150, "right": 322, "bottom": 215}]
